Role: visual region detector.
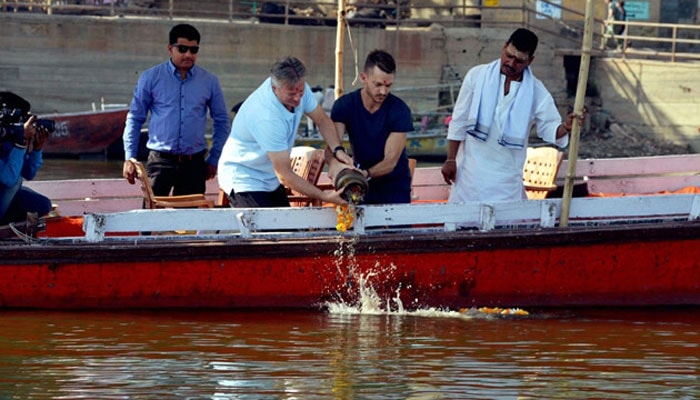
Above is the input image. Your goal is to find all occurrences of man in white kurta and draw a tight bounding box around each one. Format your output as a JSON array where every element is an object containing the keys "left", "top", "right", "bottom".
[{"left": 442, "top": 28, "right": 578, "bottom": 203}]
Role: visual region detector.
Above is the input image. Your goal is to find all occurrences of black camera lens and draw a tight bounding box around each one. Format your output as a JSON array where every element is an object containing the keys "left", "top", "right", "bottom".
[{"left": 35, "top": 119, "right": 55, "bottom": 133}]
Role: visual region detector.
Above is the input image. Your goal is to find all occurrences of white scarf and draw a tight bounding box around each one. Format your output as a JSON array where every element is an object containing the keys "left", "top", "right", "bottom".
[{"left": 465, "top": 59, "right": 534, "bottom": 149}]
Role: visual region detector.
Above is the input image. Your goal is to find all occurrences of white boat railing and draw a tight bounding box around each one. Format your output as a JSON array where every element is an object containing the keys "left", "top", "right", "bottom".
[{"left": 80, "top": 194, "right": 700, "bottom": 243}]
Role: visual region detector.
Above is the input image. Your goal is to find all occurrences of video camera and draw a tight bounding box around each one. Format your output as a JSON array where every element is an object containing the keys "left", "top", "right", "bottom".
[{"left": 0, "top": 91, "right": 55, "bottom": 147}]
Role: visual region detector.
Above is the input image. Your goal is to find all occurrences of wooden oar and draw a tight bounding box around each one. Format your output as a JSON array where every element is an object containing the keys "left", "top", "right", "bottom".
[{"left": 560, "top": 0, "right": 595, "bottom": 227}]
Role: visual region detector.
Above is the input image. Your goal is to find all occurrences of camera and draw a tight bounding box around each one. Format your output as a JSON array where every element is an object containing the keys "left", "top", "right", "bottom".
[{"left": 0, "top": 91, "right": 55, "bottom": 147}]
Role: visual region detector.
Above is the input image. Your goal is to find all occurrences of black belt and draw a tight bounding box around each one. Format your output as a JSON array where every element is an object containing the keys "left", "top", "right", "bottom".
[{"left": 150, "top": 149, "right": 206, "bottom": 162}]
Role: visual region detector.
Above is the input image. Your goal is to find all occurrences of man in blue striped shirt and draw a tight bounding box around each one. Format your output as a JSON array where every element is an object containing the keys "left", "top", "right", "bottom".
[{"left": 122, "top": 23, "right": 229, "bottom": 197}]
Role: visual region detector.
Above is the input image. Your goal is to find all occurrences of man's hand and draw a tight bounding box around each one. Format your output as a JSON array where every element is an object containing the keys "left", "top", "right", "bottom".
[
  {"left": 123, "top": 159, "right": 137, "bottom": 184},
  {"left": 334, "top": 148, "right": 354, "bottom": 165},
  {"left": 441, "top": 159, "right": 457, "bottom": 185},
  {"left": 206, "top": 164, "right": 217, "bottom": 180},
  {"left": 320, "top": 187, "right": 348, "bottom": 206},
  {"left": 560, "top": 109, "right": 587, "bottom": 138},
  {"left": 31, "top": 123, "right": 50, "bottom": 152},
  {"left": 21, "top": 115, "right": 37, "bottom": 150}
]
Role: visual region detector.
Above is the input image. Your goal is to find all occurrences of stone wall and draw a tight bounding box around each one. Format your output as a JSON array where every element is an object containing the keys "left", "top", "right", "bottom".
[
  {"left": 592, "top": 58, "right": 700, "bottom": 150},
  {"left": 1, "top": 12, "right": 697, "bottom": 150},
  {"left": 0, "top": 14, "right": 564, "bottom": 113}
]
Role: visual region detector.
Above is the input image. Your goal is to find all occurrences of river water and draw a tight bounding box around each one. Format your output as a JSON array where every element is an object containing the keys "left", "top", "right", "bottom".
[
  {"left": 0, "top": 306, "right": 698, "bottom": 399},
  {"left": 9, "top": 159, "right": 700, "bottom": 398},
  {"left": 36, "top": 158, "right": 124, "bottom": 181}
]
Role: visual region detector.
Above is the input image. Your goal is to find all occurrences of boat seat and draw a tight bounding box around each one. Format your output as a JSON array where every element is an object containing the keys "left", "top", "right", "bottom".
[
  {"left": 128, "top": 159, "right": 214, "bottom": 209},
  {"left": 217, "top": 146, "right": 326, "bottom": 208},
  {"left": 522, "top": 147, "right": 564, "bottom": 199}
]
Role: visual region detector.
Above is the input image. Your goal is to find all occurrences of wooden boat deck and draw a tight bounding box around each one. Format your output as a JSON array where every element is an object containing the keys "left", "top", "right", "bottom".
[{"left": 15, "top": 154, "right": 700, "bottom": 242}]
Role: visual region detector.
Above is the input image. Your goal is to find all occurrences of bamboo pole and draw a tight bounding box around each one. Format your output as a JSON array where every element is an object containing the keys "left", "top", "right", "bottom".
[
  {"left": 334, "top": 0, "right": 346, "bottom": 100},
  {"left": 560, "top": 0, "right": 595, "bottom": 227}
]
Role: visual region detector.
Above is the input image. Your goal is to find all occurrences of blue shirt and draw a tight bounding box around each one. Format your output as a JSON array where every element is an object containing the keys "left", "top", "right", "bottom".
[
  {"left": 123, "top": 60, "right": 230, "bottom": 166},
  {"left": 331, "top": 89, "right": 414, "bottom": 204},
  {"left": 0, "top": 142, "right": 42, "bottom": 219},
  {"left": 218, "top": 77, "right": 316, "bottom": 194}
]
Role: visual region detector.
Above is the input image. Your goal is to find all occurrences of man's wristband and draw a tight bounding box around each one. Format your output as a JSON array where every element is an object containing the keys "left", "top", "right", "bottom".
[{"left": 333, "top": 145, "right": 346, "bottom": 159}]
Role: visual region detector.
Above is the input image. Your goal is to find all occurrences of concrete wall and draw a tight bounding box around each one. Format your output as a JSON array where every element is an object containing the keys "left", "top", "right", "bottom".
[
  {"left": 1, "top": 13, "right": 453, "bottom": 114},
  {"left": 0, "top": 14, "right": 564, "bottom": 112},
  {"left": 591, "top": 58, "right": 700, "bottom": 150},
  {"left": 1, "top": 13, "right": 698, "bottom": 150}
]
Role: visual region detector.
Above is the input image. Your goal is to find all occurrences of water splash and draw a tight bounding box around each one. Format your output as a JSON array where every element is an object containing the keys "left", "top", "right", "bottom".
[
  {"left": 325, "top": 231, "right": 529, "bottom": 319},
  {"left": 326, "top": 272, "right": 485, "bottom": 319}
]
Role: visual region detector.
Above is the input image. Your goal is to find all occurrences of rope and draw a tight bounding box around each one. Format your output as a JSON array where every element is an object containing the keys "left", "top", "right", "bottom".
[
  {"left": 8, "top": 222, "right": 40, "bottom": 244},
  {"left": 344, "top": 18, "right": 360, "bottom": 87}
]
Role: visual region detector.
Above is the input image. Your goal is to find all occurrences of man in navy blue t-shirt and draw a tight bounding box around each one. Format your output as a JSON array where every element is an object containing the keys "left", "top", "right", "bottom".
[{"left": 330, "top": 49, "right": 414, "bottom": 204}]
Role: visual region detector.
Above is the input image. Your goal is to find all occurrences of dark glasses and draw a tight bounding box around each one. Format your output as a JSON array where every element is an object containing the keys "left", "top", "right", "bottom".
[{"left": 173, "top": 44, "right": 199, "bottom": 54}]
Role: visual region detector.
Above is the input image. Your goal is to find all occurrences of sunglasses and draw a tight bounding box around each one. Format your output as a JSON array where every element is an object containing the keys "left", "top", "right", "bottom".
[{"left": 172, "top": 44, "right": 200, "bottom": 54}]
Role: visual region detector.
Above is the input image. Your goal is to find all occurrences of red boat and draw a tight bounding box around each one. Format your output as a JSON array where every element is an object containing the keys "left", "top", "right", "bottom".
[
  {"left": 38, "top": 107, "right": 128, "bottom": 156},
  {"left": 1, "top": 154, "right": 697, "bottom": 311}
]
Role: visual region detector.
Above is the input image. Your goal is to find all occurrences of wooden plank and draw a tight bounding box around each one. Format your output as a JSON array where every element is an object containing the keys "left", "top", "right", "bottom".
[
  {"left": 25, "top": 154, "right": 700, "bottom": 219},
  {"left": 26, "top": 178, "right": 223, "bottom": 199},
  {"left": 53, "top": 198, "right": 143, "bottom": 216},
  {"left": 560, "top": 154, "right": 700, "bottom": 178},
  {"left": 568, "top": 194, "right": 698, "bottom": 220},
  {"left": 26, "top": 179, "right": 142, "bottom": 200},
  {"left": 80, "top": 194, "right": 700, "bottom": 242},
  {"left": 587, "top": 176, "right": 700, "bottom": 194}
]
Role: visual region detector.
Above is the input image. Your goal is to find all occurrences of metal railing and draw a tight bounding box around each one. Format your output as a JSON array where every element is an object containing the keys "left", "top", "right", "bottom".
[
  {"left": 2, "top": 0, "right": 698, "bottom": 61},
  {"left": 604, "top": 20, "right": 700, "bottom": 62}
]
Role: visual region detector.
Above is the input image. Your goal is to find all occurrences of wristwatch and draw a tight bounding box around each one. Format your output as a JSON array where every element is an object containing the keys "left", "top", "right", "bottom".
[{"left": 333, "top": 145, "right": 346, "bottom": 159}]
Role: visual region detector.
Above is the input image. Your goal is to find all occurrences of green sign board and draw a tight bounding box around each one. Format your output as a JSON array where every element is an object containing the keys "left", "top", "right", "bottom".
[{"left": 625, "top": 1, "right": 650, "bottom": 21}]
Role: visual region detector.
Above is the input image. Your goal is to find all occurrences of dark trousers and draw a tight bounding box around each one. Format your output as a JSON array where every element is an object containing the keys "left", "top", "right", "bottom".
[
  {"left": 0, "top": 182, "right": 52, "bottom": 225},
  {"left": 229, "top": 185, "right": 290, "bottom": 208},
  {"left": 147, "top": 150, "right": 208, "bottom": 196}
]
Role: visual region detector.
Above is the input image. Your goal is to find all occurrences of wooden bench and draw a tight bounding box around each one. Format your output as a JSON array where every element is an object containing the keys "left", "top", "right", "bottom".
[
  {"left": 557, "top": 154, "right": 700, "bottom": 195},
  {"left": 26, "top": 154, "right": 700, "bottom": 218}
]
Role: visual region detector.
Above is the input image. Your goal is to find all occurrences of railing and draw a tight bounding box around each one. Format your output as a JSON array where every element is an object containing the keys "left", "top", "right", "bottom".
[
  {"left": 2, "top": 0, "right": 698, "bottom": 61},
  {"left": 604, "top": 20, "right": 700, "bottom": 62}
]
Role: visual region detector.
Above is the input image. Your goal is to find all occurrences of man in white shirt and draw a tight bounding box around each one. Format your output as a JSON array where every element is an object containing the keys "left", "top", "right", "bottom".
[
  {"left": 218, "top": 57, "right": 353, "bottom": 207},
  {"left": 441, "top": 28, "right": 582, "bottom": 203}
]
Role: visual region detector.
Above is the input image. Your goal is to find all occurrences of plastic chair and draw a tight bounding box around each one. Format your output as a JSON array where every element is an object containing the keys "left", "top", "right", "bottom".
[
  {"left": 522, "top": 147, "right": 564, "bottom": 199},
  {"left": 287, "top": 146, "right": 326, "bottom": 207}
]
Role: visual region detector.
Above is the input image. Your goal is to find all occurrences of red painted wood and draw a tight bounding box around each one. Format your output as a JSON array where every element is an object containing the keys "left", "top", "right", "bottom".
[
  {"left": 1, "top": 222, "right": 699, "bottom": 309},
  {"left": 38, "top": 108, "right": 128, "bottom": 156}
]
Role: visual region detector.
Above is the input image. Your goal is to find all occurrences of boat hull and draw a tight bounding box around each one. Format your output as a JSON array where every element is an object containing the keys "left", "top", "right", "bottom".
[
  {"left": 39, "top": 108, "right": 128, "bottom": 156},
  {"left": 1, "top": 221, "right": 699, "bottom": 309}
]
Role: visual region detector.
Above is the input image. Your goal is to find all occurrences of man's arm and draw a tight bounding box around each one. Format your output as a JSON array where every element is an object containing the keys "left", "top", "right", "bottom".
[
  {"left": 21, "top": 121, "right": 48, "bottom": 181},
  {"left": 122, "top": 72, "right": 152, "bottom": 184},
  {"left": 0, "top": 146, "right": 26, "bottom": 187},
  {"left": 309, "top": 105, "right": 354, "bottom": 166},
  {"left": 441, "top": 139, "right": 461, "bottom": 185},
  {"left": 361, "top": 132, "right": 406, "bottom": 180},
  {"left": 205, "top": 78, "right": 231, "bottom": 179},
  {"left": 556, "top": 111, "right": 585, "bottom": 139},
  {"left": 268, "top": 149, "right": 347, "bottom": 206}
]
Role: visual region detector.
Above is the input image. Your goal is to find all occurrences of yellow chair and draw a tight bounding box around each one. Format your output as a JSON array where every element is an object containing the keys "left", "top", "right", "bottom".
[
  {"left": 128, "top": 159, "right": 214, "bottom": 209},
  {"left": 287, "top": 146, "right": 326, "bottom": 207},
  {"left": 522, "top": 147, "right": 564, "bottom": 199}
]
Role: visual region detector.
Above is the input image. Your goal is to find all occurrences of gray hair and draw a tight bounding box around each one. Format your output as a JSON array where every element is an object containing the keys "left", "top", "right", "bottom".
[{"left": 270, "top": 56, "right": 307, "bottom": 88}]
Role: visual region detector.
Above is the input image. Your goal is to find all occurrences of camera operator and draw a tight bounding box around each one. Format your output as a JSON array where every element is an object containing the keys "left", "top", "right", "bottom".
[{"left": 0, "top": 115, "right": 52, "bottom": 225}]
